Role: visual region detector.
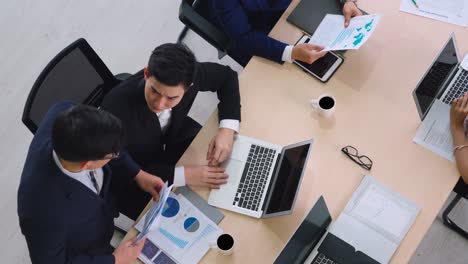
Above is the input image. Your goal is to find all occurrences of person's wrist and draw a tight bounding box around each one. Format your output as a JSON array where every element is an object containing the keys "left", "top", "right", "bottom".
[
  {"left": 219, "top": 127, "right": 235, "bottom": 136},
  {"left": 451, "top": 125, "right": 464, "bottom": 137},
  {"left": 184, "top": 166, "right": 194, "bottom": 185},
  {"left": 291, "top": 46, "right": 299, "bottom": 61},
  {"left": 134, "top": 170, "right": 146, "bottom": 186}
]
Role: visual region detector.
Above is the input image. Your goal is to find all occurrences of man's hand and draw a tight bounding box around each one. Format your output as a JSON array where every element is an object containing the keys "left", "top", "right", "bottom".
[
  {"left": 113, "top": 237, "right": 145, "bottom": 264},
  {"left": 342, "top": 1, "right": 362, "bottom": 27},
  {"left": 135, "top": 170, "right": 165, "bottom": 201},
  {"left": 291, "top": 43, "right": 327, "bottom": 64},
  {"left": 185, "top": 165, "right": 228, "bottom": 189},
  {"left": 451, "top": 93, "right": 468, "bottom": 132},
  {"left": 207, "top": 128, "right": 235, "bottom": 166}
]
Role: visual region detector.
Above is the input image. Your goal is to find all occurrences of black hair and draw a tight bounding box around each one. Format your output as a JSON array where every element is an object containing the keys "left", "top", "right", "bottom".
[
  {"left": 147, "top": 43, "right": 196, "bottom": 89},
  {"left": 52, "top": 105, "right": 125, "bottom": 162}
]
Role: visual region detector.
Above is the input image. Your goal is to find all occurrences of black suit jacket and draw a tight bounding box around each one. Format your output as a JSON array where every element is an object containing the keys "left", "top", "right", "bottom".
[
  {"left": 17, "top": 101, "right": 132, "bottom": 264},
  {"left": 101, "top": 62, "right": 241, "bottom": 183}
]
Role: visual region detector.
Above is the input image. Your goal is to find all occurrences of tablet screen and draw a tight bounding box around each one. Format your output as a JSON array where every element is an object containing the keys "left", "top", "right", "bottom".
[{"left": 296, "top": 52, "right": 340, "bottom": 78}]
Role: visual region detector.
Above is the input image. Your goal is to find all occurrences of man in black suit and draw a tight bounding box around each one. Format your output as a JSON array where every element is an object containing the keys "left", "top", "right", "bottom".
[
  {"left": 17, "top": 102, "right": 164, "bottom": 264},
  {"left": 101, "top": 43, "right": 241, "bottom": 219}
]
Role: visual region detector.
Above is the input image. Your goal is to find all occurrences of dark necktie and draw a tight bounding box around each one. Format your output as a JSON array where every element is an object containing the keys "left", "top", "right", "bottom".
[{"left": 89, "top": 170, "right": 100, "bottom": 194}]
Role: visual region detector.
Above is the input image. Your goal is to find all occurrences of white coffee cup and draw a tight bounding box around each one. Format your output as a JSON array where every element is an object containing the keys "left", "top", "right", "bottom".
[
  {"left": 209, "top": 233, "right": 234, "bottom": 255},
  {"left": 310, "top": 94, "right": 336, "bottom": 118}
]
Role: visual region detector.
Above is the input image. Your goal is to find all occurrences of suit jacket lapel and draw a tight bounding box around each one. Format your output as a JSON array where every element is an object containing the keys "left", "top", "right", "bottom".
[
  {"left": 99, "top": 166, "right": 112, "bottom": 199},
  {"left": 165, "top": 107, "right": 186, "bottom": 143},
  {"left": 164, "top": 86, "right": 200, "bottom": 143},
  {"left": 135, "top": 79, "right": 163, "bottom": 139},
  {"left": 50, "top": 154, "right": 107, "bottom": 202}
]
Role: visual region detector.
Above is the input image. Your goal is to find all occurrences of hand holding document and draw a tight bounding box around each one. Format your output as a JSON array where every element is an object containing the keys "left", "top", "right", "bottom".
[
  {"left": 135, "top": 192, "right": 223, "bottom": 264},
  {"left": 309, "top": 14, "right": 381, "bottom": 51},
  {"left": 136, "top": 182, "right": 173, "bottom": 243},
  {"left": 400, "top": 0, "right": 468, "bottom": 27}
]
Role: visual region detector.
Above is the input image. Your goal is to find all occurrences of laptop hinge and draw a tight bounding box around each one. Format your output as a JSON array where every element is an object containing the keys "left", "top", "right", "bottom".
[{"left": 261, "top": 153, "right": 283, "bottom": 213}]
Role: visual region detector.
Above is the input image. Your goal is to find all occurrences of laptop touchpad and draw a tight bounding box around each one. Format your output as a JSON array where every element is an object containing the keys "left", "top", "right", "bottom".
[
  {"left": 224, "top": 159, "right": 245, "bottom": 186},
  {"left": 229, "top": 140, "right": 251, "bottom": 161}
]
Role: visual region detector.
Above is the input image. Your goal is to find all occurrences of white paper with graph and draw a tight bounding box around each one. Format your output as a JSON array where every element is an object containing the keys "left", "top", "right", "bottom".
[
  {"left": 309, "top": 14, "right": 381, "bottom": 51},
  {"left": 328, "top": 176, "right": 421, "bottom": 263},
  {"left": 135, "top": 192, "right": 223, "bottom": 264},
  {"left": 343, "top": 175, "right": 420, "bottom": 244}
]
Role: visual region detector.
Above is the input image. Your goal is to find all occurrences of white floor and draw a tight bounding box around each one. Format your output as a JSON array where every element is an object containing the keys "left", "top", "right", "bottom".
[{"left": 0, "top": 0, "right": 466, "bottom": 263}]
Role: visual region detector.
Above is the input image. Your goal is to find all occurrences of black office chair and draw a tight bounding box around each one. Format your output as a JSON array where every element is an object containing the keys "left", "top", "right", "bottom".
[
  {"left": 442, "top": 177, "right": 468, "bottom": 240},
  {"left": 178, "top": 0, "right": 243, "bottom": 65},
  {"left": 22, "top": 38, "right": 133, "bottom": 237},
  {"left": 22, "top": 38, "right": 131, "bottom": 134}
]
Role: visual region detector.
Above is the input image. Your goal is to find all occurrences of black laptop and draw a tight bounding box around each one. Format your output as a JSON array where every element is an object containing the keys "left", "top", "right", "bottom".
[{"left": 273, "top": 196, "right": 379, "bottom": 264}]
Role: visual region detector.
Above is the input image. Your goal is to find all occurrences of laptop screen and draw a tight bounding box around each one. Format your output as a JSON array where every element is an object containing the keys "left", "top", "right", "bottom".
[
  {"left": 264, "top": 141, "right": 312, "bottom": 215},
  {"left": 413, "top": 36, "right": 459, "bottom": 119},
  {"left": 273, "top": 196, "right": 331, "bottom": 264}
]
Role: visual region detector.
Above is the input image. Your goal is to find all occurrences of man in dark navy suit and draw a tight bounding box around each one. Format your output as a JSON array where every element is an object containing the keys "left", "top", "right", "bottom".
[
  {"left": 17, "top": 102, "right": 164, "bottom": 264},
  {"left": 209, "top": 0, "right": 362, "bottom": 66}
]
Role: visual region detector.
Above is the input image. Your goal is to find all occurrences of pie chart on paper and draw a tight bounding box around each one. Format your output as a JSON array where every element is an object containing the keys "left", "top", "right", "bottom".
[
  {"left": 162, "top": 197, "right": 180, "bottom": 218},
  {"left": 183, "top": 217, "right": 200, "bottom": 232}
]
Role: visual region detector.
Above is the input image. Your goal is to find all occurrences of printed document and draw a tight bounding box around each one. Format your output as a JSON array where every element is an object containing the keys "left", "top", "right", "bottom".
[
  {"left": 413, "top": 100, "right": 454, "bottom": 162},
  {"left": 329, "top": 176, "right": 420, "bottom": 264},
  {"left": 135, "top": 193, "right": 222, "bottom": 264},
  {"left": 309, "top": 14, "right": 381, "bottom": 51},
  {"left": 136, "top": 182, "right": 173, "bottom": 243},
  {"left": 344, "top": 176, "right": 421, "bottom": 243},
  {"left": 400, "top": 0, "right": 468, "bottom": 27}
]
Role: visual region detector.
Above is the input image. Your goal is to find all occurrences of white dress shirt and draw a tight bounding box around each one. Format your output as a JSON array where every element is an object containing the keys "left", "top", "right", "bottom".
[
  {"left": 53, "top": 151, "right": 103, "bottom": 194},
  {"left": 282, "top": 45, "right": 294, "bottom": 63},
  {"left": 156, "top": 109, "right": 240, "bottom": 186}
]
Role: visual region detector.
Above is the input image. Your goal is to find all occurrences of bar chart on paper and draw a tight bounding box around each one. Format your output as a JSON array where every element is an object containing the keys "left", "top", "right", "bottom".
[
  {"left": 191, "top": 224, "right": 216, "bottom": 246},
  {"left": 159, "top": 227, "right": 189, "bottom": 248}
]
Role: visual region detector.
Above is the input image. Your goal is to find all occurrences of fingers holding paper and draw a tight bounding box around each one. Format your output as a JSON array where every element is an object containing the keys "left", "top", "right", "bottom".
[
  {"left": 135, "top": 170, "right": 164, "bottom": 202},
  {"left": 292, "top": 43, "right": 327, "bottom": 64},
  {"left": 343, "top": 1, "right": 363, "bottom": 27},
  {"left": 113, "top": 237, "right": 146, "bottom": 264}
]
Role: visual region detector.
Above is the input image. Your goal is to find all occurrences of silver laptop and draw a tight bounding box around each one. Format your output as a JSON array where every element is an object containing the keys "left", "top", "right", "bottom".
[
  {"left": 208, "top": 135, "right": 313, "bottom": 218},
  {"left": 413, "top": 33, "right": 468, "bottom": 120}
]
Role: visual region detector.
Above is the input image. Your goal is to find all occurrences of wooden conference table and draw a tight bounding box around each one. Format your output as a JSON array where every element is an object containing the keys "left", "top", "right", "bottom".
[{"left": 124, "top": 0, "right": 468, "bottom": 263}]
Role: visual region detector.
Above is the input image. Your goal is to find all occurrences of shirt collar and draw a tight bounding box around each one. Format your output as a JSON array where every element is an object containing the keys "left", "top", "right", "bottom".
[
  {"left": 52, "top": 150, "right": 88, "bottom": 179},
  {"left": 156, "top": 108, "right": 172, "bottom": 117}
]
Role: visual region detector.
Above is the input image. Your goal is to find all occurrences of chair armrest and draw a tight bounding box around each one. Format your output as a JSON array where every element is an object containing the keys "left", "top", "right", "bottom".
[
  {"left": 114, "top": 73, "right": 132, "bottom": 83},
  {"left": 178, "top": 1, "right": 230, "bottom": 52}
]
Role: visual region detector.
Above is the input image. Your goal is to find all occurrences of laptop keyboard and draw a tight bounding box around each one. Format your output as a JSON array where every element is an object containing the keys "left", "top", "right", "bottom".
[
  {"left": 232, "top": 144, "right": 276, "bottom": 211},
  {"left": 442, "top": 70, "right": 468, "bottom": 104},
  {"left": 312, "top": 253, "right": 339, "bottom": 264}
]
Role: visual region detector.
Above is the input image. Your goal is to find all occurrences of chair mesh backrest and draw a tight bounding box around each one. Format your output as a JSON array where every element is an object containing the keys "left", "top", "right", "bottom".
[{"left": 23, "top": 38, "right": 116, "bottom": 133}]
